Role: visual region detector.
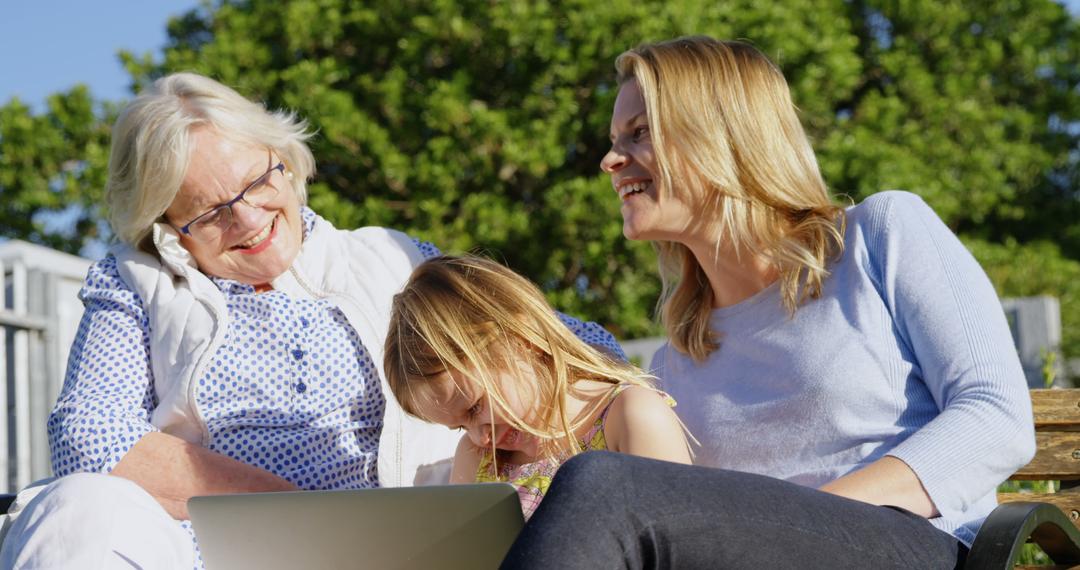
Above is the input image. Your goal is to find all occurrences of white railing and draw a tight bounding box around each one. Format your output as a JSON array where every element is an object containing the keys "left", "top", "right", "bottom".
[
  {"left": 0, "top": 241, "right": 91, "bottom": 493},
  {"left": 1, "top": 259, "right": 46, "bottom": 492}
]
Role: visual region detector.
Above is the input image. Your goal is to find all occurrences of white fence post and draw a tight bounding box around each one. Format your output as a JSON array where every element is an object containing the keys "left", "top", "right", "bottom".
[
  {"left": 0, "top": 264, "right": 7, "bottom": 491},
  {"left": 12, "top": 259, "right": 31, "bottom": 491},
  {"left": 1001, "top": 296, "right": 1064, "bottom": 388},
  {"left": 28, "top": 269, "right": 60, "bottom": 479},
  {"left": 0, "top": 258, "right": 48, "bottom": 492}
]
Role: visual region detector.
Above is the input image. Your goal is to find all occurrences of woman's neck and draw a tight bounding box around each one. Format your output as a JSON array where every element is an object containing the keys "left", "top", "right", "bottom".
[{"left": 685, "top": 237, "right": 779, "bottom": 309}]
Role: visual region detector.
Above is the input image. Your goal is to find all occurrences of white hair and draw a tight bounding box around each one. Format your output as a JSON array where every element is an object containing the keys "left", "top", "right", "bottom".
[{"left": 105, "top": 72, "right": 316, "bottom": 249}]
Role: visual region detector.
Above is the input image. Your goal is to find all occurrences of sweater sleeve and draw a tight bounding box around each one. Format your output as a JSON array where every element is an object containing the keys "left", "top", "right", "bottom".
[
  {"left": 868, "top": 192, "right": 1035, "bottom": 519},
  {"left": 47, "top": 255, "right": 159, "bottom": 476}
]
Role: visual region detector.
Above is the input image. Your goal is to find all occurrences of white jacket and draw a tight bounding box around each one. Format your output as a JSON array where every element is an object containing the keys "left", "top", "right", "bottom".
[{"left": 111, "top": 213, "right": 458, "bottom": 487}]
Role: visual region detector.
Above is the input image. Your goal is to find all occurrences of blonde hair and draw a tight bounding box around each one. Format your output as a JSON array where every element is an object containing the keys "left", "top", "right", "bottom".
[
  {"left": 384, "top": 255, "right": 654, "bottom": 461},
  {"left": 615, "top": 36, "right": 846, "bottom": 361},
  {"left": 105, "top": 72, "right": 316, "bottom": 250}
]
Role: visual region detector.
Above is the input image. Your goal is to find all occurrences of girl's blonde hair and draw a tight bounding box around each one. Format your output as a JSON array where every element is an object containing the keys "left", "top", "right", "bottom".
[
  {"left": 384, "top": 255, "right": 654, "bottom": 460},
  {"left": 105, "top": 72, "right": 316, "bottom": 251},
  {"left": 615, "top": 36, "right": 846, "bottom": 361}
]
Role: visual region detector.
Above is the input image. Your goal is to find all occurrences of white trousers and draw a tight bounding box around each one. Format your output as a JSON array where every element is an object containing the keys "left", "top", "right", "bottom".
[{"left": 0, "top": 473, "right": 194, "bottom": 569}]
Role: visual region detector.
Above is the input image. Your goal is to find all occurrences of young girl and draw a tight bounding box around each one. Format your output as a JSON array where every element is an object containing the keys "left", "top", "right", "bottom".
[{"left": 384, "top": 254, "right": 691, "bottom": 518}]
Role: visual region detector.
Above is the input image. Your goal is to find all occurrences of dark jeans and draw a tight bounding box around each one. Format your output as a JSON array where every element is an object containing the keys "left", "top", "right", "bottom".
[{"left": 501, "top": 452, "right": 967, "bottom": 569}]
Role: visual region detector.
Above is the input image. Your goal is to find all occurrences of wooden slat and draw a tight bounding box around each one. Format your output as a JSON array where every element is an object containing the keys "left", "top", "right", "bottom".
[
  {"left": 1012, "top": 432, "right": 1080, "bottom": 480},
  {"left": 991, "top": 390, "right": 1080, "bottom": 566},
  {"left": 998, "top": 490, "right": 1080, "bottom": 529},
  {"left": 1032, "top": 389, "right": 1080, "bottom": 432}
]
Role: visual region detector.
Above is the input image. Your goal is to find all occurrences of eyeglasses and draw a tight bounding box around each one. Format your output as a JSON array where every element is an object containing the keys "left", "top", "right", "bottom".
[{"left": 178, "top": 153, "right": 286, "bottom": 242}]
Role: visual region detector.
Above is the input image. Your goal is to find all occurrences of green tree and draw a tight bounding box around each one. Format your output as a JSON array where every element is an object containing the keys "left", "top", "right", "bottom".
[
  {"left": 119, "top": 0, "right": 864, "bottom": 339},
  {"left": 0, "top": 88, "right": 115, "bottom": 254},
  {"left": 2, "top": 0, "right": 1077, "bottom": 357},
  {"left": 817, "top": 1, "right": 1079, "bottom": 234}
]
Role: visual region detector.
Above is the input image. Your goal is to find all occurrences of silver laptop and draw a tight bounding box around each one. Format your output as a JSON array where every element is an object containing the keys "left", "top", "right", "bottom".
[{"left": 189, "top": 484, "right": 524, "bottom": 570}]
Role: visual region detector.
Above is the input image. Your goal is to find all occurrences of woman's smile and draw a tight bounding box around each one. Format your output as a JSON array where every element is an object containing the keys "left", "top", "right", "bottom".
[
  {"left": 232, "top": 213, "right": 279, "bottom": 254},
  {"left": 616, "top": 178, "right": 653, "bottom": 201}
]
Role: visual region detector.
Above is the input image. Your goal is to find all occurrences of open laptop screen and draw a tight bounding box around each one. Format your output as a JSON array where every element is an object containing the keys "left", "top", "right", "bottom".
[{"left": 189, "top": 483, "right": 523, "bottom": 570}]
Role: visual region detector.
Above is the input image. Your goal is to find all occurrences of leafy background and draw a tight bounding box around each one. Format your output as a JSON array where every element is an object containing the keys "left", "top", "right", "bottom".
[{"left": 2, "top": 0, "right": 1077, "bottom": 363}]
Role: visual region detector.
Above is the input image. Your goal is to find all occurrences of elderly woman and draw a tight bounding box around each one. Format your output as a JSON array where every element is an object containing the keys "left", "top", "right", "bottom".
[
  {"left": 0, "top": 72, "right": 623, "bottom": 569},
  {"left": 500, "top": 36, "right": 1035, "bottom": 569}
]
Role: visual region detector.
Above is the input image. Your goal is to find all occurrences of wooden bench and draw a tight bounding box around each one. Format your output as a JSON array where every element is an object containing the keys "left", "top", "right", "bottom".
[{"left": 966, "top": 388, "right": 1080, "bottom": 569}]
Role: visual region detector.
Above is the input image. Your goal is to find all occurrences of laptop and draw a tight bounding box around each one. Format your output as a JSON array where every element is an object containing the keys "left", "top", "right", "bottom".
[{"left": 189, "top": 483, "right": 524, "bottom": 570}]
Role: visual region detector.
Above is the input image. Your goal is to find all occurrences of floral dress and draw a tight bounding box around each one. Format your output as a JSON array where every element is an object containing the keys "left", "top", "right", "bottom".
[{"left": 475, "top": 386, "right": 675, "bottom": 519}]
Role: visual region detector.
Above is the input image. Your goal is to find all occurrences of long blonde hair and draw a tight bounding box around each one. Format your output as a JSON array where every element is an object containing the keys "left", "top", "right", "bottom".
[
  {"left": 384, "top": 255, "right": 654, "bottom": 460},
  {"left": 615, "top": 36, "right": 846, "bottom": 361}
]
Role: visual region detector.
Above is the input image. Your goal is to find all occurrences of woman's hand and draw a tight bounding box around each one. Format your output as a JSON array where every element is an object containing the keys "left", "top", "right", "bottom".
[
  {"left": 111, "top": 432, "right": 300, "bottom": 520},
  {"left": 818, "top": 456, "right": 938, "bottom": 518}
]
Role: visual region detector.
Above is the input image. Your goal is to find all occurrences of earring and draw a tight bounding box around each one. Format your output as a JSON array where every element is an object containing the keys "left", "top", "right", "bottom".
[{"left": 286, "top": 170, "right": 294, "bottom": 180}]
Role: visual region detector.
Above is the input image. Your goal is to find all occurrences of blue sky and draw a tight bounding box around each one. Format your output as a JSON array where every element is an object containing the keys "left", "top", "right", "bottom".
[
  {"left": 1, "top": 0, "right": 201, "bottom": 112},
  {"left": 2, "top": 1, "right": 1079, "bottom": 113}
]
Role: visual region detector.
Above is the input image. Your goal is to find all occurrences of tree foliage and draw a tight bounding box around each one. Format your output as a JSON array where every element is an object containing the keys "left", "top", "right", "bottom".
[
  {"left": 1, "top": 0, "right": 1077, "bottom": 355},
  {"left": 0, "top": 88, "right": 114, "bottom": 254}
]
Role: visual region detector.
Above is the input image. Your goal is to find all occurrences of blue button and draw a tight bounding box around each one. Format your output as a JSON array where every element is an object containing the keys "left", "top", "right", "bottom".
[
  {"left": 296, "top": 383, "right": 307, "bottom": 394},
  {"left": 291, "top": 349, "right": 305, "bottom": 360}
]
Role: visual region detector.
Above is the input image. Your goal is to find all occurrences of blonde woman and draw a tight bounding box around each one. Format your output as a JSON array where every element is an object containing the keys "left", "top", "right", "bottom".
[
  {"left": 501, "top": 36, "right": 1034, "bottom": 569},
  {"left": 384, "top": 255, "right": 690, "bottom": 520}
]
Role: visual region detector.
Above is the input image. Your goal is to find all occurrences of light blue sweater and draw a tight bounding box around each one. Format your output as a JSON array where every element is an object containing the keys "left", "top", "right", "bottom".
[{"left": 654, "top": 191, "right": 1035, "bottom": 546}]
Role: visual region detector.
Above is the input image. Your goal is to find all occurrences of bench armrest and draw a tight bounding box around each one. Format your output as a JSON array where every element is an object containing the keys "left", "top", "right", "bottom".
[{"left": 965, "top": 502, "right": 1080, "bottom": 569}]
